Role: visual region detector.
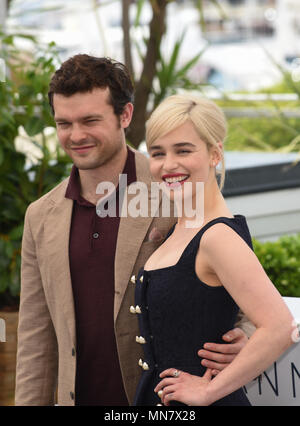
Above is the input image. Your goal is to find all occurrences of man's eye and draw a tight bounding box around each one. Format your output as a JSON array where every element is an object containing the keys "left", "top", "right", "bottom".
[
  {"left": 86, "top": 120, "right": 98, "bottom": 123},
  {"left": 57, "top": 122, "right": 69, "bottom": 127}
]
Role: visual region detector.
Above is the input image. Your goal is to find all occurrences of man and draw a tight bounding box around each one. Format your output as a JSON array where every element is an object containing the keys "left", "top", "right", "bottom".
[{"left": 15, "top": 55, "right": 252, "bottom": 406}]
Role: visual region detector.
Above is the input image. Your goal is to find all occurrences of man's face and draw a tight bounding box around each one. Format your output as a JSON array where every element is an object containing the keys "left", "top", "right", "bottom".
[{"left": 53, "top": 87, "right": 133, "bottom": 170}]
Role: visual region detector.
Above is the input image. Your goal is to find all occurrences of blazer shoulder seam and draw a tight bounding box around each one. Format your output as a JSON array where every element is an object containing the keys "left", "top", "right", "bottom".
[{"left": 26, "top": 177, "right": 70, "bottom": 213}]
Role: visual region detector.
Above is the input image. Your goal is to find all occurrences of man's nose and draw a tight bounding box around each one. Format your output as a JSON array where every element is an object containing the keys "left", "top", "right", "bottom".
[{"left": 70, "top": 124, "right": 87, "bottom": 144}]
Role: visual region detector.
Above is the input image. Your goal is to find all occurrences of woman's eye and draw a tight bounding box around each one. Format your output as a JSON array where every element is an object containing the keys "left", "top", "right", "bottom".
[
  {"left": 151, "top": 152, "right": 164, "bottom": 157},
  {"left": 178, "top": 150, "right": 191, "bottom": 154}
]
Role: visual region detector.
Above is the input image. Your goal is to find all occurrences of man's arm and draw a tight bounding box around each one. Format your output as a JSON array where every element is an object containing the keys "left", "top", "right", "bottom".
[
  {"left": 198, "top": 328, "right": 248, "bottom": 375},
  {"left": 15, "top": 206, "right": 58, "bottom": 406}
]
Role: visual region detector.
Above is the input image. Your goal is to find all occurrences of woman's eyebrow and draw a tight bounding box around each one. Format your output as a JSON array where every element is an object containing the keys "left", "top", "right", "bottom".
[
  {"left": 149, "top": 144, "right": 162, "bottom": 151},
  {"left": 173, "top": 142, "right": 196, "bottom": 148},
  {"left": 149, "top": 142, "right": 196, "bottom": 151}
]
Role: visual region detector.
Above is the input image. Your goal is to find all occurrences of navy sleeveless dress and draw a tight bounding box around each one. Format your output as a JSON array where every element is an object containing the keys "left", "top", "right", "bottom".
[{"left": 133, "top": 215, "right": 252, "bottom": 406}]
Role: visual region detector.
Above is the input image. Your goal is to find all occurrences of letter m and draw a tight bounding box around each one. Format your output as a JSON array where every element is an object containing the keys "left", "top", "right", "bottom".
[{"left": 148, "top": 411, "right": 159, "bottom": 421}]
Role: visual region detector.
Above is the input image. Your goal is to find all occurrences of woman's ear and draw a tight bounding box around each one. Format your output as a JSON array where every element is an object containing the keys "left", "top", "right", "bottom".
[{"left": 210, "top": 141, "right": 223, "bottom": 167}]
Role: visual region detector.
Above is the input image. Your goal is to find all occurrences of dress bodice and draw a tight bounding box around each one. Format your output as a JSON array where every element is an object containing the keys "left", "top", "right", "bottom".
[{"left": 133, "top": 215, "right": 252, "bottom": 406}]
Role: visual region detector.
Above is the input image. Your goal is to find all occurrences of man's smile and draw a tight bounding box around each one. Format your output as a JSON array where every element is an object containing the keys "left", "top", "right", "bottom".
[{"left": 71, "top": 145, "right": 96, "bottom": 154}]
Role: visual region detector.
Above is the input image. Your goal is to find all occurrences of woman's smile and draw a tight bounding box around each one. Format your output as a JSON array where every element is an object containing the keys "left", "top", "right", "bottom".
[{"left": 162, "top": 173, "right": 190, "bottom": 188}]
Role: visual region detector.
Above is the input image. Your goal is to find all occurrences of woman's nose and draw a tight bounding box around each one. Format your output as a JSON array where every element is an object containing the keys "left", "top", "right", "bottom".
[{"left": 163, "top": 154, "right": 179, "bottom": 171}]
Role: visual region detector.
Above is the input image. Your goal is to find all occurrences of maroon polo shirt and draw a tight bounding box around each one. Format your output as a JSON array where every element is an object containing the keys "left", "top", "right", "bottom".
[{"left": 66, "top": 147, "right": 136, "bottom": 406}]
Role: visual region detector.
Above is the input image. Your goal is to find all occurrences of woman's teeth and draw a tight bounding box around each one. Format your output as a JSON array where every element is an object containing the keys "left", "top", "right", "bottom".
[{"left": 164, "top": 176, "right": 188, "bottom": 183}]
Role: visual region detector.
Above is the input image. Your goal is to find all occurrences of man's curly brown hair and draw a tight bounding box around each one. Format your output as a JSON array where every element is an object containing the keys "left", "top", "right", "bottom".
[{"left": 48, "top": 54, "right": 134, "bottom": 117}]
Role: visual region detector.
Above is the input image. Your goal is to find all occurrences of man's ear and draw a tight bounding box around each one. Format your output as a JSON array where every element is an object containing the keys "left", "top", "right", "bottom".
[{"left": 120, "top": 102, "right": 134, "bottom": 129}]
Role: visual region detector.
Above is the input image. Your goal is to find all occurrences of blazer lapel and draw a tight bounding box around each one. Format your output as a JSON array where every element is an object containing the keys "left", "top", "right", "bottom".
[
  {"left": 44, "top": 180, "right": 76, "bottom": 346},
  {"left": 114, "top": 150, "right": 154, "bottom": 322}
]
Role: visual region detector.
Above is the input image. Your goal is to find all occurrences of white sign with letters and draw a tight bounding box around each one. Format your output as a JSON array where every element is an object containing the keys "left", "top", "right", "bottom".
[{"left": 244, "top": 297, "right": 300, "bottom": 406}]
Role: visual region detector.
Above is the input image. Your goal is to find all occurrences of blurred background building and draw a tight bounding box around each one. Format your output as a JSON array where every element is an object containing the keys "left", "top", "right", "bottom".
[
  {"left": 1, "top": 0, "right": 300, "bottom": 241},
  {"left": 2, "top": 0, "right": 300, "bottom": 91}
]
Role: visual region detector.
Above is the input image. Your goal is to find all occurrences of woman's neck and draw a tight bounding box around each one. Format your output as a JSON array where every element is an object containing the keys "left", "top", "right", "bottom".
[{"left": 176, "top": 180, "right": 232, "bottom": 229}]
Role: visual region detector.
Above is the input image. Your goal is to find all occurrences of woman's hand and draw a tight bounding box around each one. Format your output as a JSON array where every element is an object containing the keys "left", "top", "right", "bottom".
[{"left": 154, "top": 368, "right": 214, "bottom": 406}]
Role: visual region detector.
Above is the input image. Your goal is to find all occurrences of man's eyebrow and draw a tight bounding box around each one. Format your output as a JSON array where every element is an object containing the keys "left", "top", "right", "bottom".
[
  {"left": 149, "top": 142, "right": 196, "bottom": 151},
  {"left": 81, "top": 114, "right": 104, "bottom": 120},
  {"left": 54, "top": 114, "right": 104, "bottom": 122},
  {"left": 54, "top": 116, "right": 68, "bottom": 122}
]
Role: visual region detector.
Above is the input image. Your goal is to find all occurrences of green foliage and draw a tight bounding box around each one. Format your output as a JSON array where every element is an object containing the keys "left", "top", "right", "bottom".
[
  {"left": 217, "top": 68, "right": 300, "bottom": 152},
  {"left": 133, "top": 27, "right": 205, "bottom": 113},
  {"left": 0, "top": 34, "right": 71, "bottom": 309},
  {"left": 225, "top": 115, "right": 300, "bottom": 152},
  {"left": 153, "top": 31, "right": 205, "bottom": 108},
  {"left": 253, "top": 234, "right": 300, "bottom": 297}
]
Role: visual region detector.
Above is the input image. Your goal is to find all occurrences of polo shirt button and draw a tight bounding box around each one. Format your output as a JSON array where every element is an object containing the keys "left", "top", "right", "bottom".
[
  {"left": 72, "top": 348, "right": 75, "bottom": 356},
  {"left": 70, "top": 391, "right": 75, "bottom": 400},
  {"left": 93, "top": 232, "right": 99, "bottom": 239}
]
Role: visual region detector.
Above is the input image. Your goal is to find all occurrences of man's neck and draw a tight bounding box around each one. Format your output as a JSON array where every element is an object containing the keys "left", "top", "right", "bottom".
[{"left": 78, "top": 146, "right": 128, "bottom": 205}]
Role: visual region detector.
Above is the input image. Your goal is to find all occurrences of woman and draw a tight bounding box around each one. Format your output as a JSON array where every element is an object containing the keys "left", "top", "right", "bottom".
[{"left": 133, "top": 94, "right": 295, "bottom": 406}]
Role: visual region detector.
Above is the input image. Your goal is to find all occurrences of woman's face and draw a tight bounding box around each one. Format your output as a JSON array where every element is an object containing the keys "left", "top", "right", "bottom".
[{"left": 148, "top": 120, "right": 218, "bottom": 202}]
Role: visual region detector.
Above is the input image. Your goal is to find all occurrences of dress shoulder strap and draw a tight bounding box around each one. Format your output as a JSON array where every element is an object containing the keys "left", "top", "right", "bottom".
[{"left": 177, "top": 215, "right": 253, "bottom": 267}]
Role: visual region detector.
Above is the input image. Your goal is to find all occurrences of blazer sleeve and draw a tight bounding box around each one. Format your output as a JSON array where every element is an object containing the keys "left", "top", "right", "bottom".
[
  {"left": 235, "top": 309, "right": 256, "bottom": 338},
  {"left": 15, "top": 205, "right": 58, "bottom": 406}
]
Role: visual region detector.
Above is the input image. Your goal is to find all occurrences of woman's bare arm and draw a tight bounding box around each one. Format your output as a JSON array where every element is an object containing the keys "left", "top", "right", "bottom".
[{"left": 155, "top": 223, "right": 296, "bottom": 406}]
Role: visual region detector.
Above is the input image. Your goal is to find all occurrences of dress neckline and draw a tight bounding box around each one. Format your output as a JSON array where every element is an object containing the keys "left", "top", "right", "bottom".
[{"left": 143, "top": 215, "right": 245, "bottom": 273}]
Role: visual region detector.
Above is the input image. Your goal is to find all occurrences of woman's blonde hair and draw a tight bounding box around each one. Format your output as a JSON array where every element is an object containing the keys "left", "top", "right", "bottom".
[{"left": 146, "top": 94, "right": 227, "bottom": 190}]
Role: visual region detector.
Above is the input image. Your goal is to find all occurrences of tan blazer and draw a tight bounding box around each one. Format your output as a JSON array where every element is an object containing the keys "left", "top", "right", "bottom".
[{"left": 15, "top": 149, "right": 176, "bottom": 406}]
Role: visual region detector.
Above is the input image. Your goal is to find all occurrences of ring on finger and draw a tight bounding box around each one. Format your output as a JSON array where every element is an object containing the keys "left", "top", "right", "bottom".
[{"left": 173, "top": 369, "right": 180, "bottom": 378}]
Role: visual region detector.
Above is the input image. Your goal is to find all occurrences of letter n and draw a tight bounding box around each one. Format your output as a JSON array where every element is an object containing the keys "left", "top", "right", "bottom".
[
  {"left": 291, "top": 362, "right": 300, "bottom": 398},
  {"left": 258, "top": 362, "right": 279, "bottom": 396}
]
